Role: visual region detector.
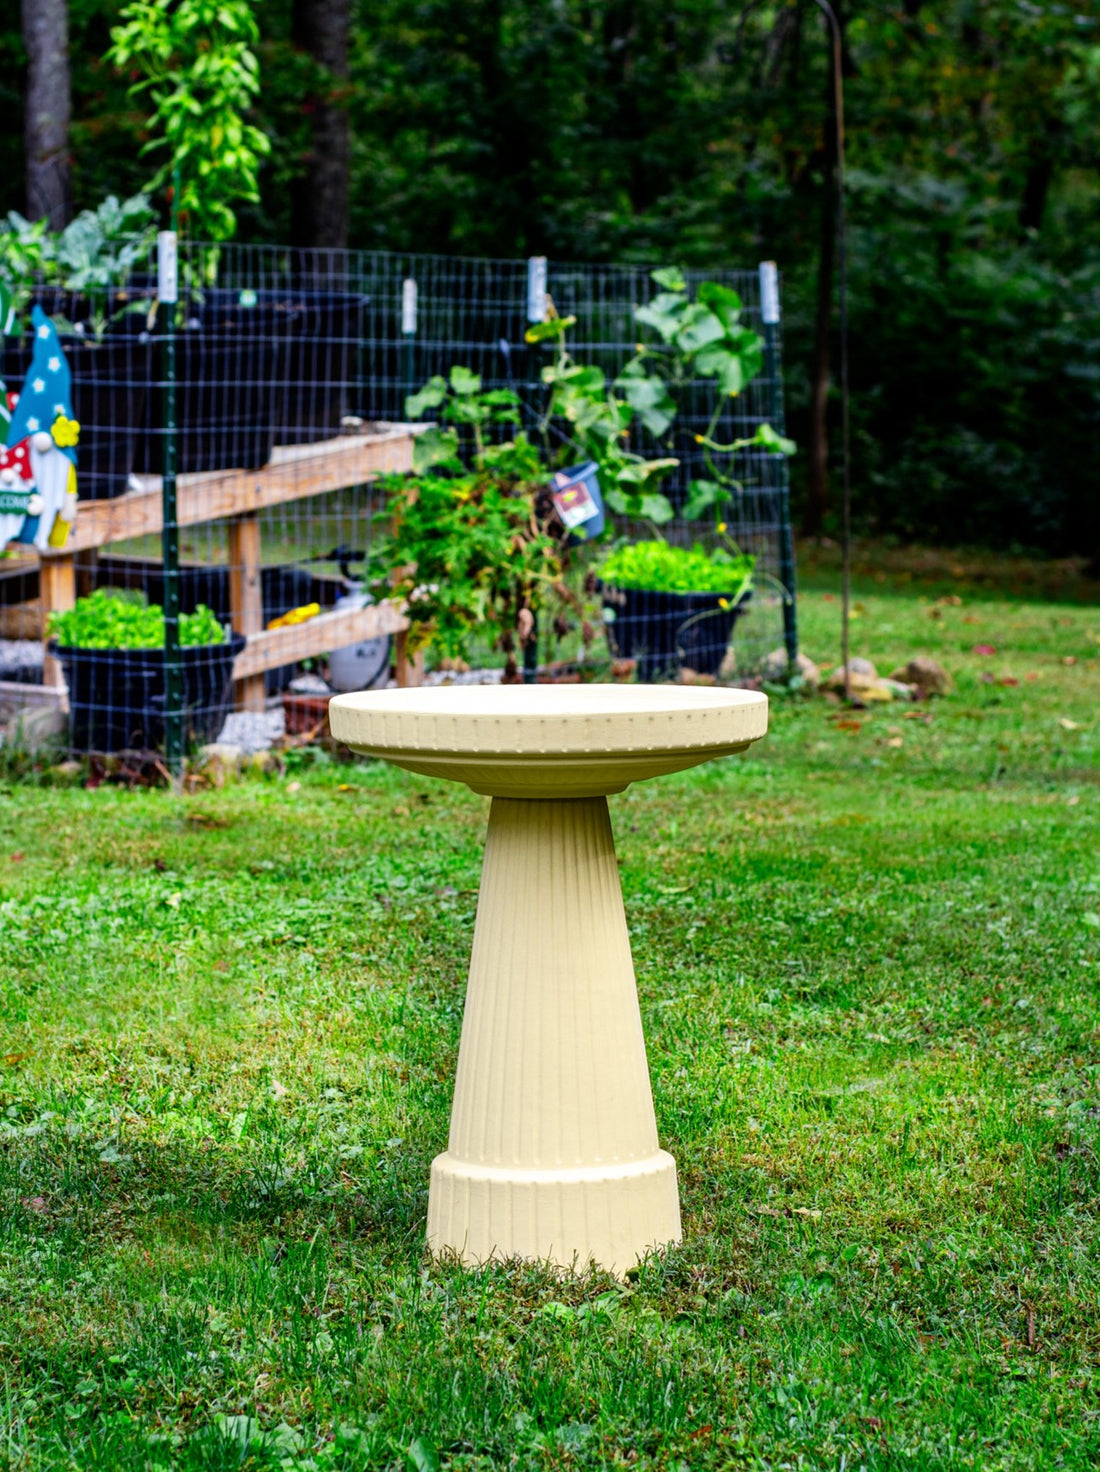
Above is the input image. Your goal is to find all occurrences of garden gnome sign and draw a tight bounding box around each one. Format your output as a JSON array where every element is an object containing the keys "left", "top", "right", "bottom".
[{"left": 0, "top": 305, "right": 80, "bottom": 552}]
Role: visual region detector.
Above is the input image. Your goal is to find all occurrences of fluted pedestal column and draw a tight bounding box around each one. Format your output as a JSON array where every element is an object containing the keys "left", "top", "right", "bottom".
[{"left": 427, "top": 796, "right": 679, "bottom": 1273}]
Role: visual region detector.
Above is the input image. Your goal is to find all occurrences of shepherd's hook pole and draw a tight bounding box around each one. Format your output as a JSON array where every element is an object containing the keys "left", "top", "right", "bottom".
[{"left": 734, "top": 1, "right": 850, "bottom": 700}]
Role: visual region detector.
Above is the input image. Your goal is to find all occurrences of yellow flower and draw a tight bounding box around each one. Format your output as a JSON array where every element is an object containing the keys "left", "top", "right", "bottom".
[
  {"left": 51, "top": 415, "right": 80, "bottom": 448},
  {"left": 717, "top": 522, "right": 727, "bottom": 534},
  {"left": 718, "top": 598, "right": 730, "bottom": 610}
]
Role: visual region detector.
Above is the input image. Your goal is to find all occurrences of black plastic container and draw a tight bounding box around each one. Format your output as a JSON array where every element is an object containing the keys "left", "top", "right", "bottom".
[
  {"left": 275, "top": 291, "right": 368, "bottom": 445},
  {"left": 2, "top": 335, "right": 152, "bottom": 501},
  {"left": 601, "top": 586, "right": 752, "bottom": 682},
  {"left": 133, "top": 291, "right": 296, "bottom": 475},
  {"left": 52, "top": 632, "right": 246, "bottom": 752}
]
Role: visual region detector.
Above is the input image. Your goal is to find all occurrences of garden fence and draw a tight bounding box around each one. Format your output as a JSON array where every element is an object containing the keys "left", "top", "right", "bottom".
[{"left": 0, "top": 241, "right": 796, "bottom": 764}]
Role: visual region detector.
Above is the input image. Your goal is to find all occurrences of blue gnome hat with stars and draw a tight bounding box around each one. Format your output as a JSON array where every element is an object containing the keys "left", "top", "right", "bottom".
[{"left": 8, "top": 306, "right": 78, "bottom": 466}]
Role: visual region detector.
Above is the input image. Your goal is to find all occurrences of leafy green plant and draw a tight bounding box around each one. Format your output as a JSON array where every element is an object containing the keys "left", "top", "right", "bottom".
[
  {"left": 531, "top": 268, "right": 795, "bottom": 526},
  {"left": 107, "top": 0, "right": 270, "bottom": 243},
  {"left": 598, "top": 539, "right": 754, "bottom": 597},
  {"left": 0, "top": 213, "right": 52, "bottom": 325},
  {"left": 373, "top": 372, "right": 567, "bottom": 678},
  {"left": 0, "top": 195, "right": 156, "bottom": 339},
  {"left": 405, "top": 366, "right": 526, "bottom": 473},
  {"left": 49, "top": 591, "right": 227, "bottom": 649}
]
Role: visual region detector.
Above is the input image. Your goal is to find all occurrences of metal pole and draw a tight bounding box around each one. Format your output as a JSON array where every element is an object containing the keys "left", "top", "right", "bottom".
[
  {"left": 158, "top": 230, "right": 183, "bottom": 775},
  {"left": 759, "top": 261, "right": 799, "bottom": 670},
  {"left": 813, "top": 0, "right": 852, "bottom": 704},
  {"left": 735, "top": 1, "right": 850, "bottom": 696}
]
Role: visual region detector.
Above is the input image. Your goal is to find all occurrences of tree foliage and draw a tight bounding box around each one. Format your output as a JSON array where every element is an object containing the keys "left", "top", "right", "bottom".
[{"left": 1, "top": 0, "right": 1098, "bottom": 552}]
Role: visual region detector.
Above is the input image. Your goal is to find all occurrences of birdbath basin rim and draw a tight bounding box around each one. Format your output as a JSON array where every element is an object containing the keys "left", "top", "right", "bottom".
[{"left": 328, "top": 683, "right": 768, "bottom": 797}]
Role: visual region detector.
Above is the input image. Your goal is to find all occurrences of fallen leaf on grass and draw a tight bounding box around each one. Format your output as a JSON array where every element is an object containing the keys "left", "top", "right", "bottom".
[
  {"left": 973, "top": 644, "right": 997, "bottom": 655},
  {"left": 1059, "top": 718, "right": 1081, "bottom": 730},
  {"left": 886, "top": 737, "right": 903, "bottom": 748},
  {"left": 1063, "top": 656, "right": 1077, "bottom": 666},
  {"left": 9, "top": 853, "right": 23, "bottom": 863},
  {"left": 998, "top": 676, "right": 1019, "bottom": 687},
  {"left": 834, "top": 719, "right": 862, "bottom": 732}
]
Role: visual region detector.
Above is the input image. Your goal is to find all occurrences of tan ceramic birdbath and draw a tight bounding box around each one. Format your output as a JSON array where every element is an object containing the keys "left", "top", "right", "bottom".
[{"left": 328, "top": 684, "right": 768, "bottom": 1274}]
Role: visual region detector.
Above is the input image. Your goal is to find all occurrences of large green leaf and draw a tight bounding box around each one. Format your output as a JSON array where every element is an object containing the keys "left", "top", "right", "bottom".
[
  {"left": 449, "top": 365, "right": 481, "bottom": 395},
  {"left": 412, "top": 425, "right": 460, "bottom": 473},
  {"left": 719, "top": 355, "right": 746, "bottom": 397},
  {"left": 632, "top": 492, "right": 676, "bottom": 524},
  {"left": 676, "top": 304, "right": 726, "bottom": 355},
  {"left": 635, "top": 292, "right": 689, "bottom": 342},
  {"left": 697, "top": 282, "right": 743, "bottom": 329},
  {"left": 405, "top": 376, "right": 447, "bottom": 419},
  {"left": 693, "top": 343, "right": 733, "bottom": 379},
  {"left": 753, "top": 422, "right": 797, "bottom": 455},
  {"left": 682, "top": 478, "right": 731, "bottom": 519},
  {"left": 651, "top": 266, "right": 687, "bottom": 292},
  {"left": 614, "top": 369, "right": 677, "bottom": 436},
  {"left": 524, "top": 315, "right": 576, "bottom": 343}
]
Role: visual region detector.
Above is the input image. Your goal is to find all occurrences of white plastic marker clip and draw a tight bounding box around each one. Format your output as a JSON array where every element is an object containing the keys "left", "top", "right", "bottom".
[
  {"left": 157, "top": 231, "right": 178, "bottom": 306},
  {"left": 527, "top": 256, "right": 548, "bottom": 323},
  {"left": 402, "top": 278, "right": 418, "bottom": 335},
  {"left": 759, "top": 260, "right": 780, "bottom": 326}
]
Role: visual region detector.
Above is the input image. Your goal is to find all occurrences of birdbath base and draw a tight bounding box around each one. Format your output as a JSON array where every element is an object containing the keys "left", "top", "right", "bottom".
[
  {"left": 427, "top": 794, "right": 680, "bottom": 1274},
  {"left": 329, "top": 685, "right": 769, "bottom": 1275}
]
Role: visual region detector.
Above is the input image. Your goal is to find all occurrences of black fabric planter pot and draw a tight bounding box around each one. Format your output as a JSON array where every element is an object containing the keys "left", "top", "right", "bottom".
[
  {"left": 3, "top": 335, "right": 152, "bottom": 501},
  {"left": 602, "top": 585, "right": 752, "bottom": 682},
  {"left": 275, "top": 291, "right": 368, "bottom": 445},
  {"left": 52, "top": 632, "right": 246, "bottom": 753},
  {"left": 132, "top": 292, "right": 297, "bottom": 475}
]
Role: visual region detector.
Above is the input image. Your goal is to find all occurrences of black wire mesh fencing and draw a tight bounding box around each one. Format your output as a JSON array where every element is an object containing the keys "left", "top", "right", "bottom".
[{"left": 0, "top": 242, "right": 796, "bottom": 763}]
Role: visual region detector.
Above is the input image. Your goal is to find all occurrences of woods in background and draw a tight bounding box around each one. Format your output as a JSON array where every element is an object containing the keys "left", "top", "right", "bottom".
[{"left": 2, "top": 0, "right": 1098, "bottom": 556}]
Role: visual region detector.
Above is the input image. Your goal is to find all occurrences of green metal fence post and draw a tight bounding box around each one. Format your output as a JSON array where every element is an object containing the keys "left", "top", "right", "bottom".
[
  {"left": 759, "top": 260, "right": 799, "bottom": 669},
  {"left": 158, "top": 230, "right": 183, "bottom": 776}
]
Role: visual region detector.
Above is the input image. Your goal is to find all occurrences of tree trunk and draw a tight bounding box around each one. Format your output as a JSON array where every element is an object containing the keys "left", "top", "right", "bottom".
[
  {"left": 290, "top": 0, "right": 351, "bottom": 261},
  {"left": 22, "top": 0, "right": 71, "bottom": 228},
  {"left": 1019, "top": 130, "right": 1056, "bottom": 235},
  {"left": 803, "top": 26, "right": 840, "bottom": 539}
]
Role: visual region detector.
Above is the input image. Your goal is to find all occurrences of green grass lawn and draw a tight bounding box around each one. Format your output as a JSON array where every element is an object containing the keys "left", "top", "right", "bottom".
[{"left": 1, "top": 554, "right": 1098, "bottom": 1470}]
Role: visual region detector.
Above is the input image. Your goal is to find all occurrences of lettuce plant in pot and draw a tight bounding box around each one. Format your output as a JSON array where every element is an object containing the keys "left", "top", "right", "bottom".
[
  {"left": 598, "top": 537, "right": 755, "bottom": 682},
  {"left": 47, "top": 590, "right": 245, "bottom": 752}
]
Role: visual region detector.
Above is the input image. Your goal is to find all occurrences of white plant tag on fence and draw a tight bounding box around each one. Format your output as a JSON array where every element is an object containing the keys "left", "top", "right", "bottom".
[
  {"left": 402, "top": 278, "right": 418, "bottom": 335},
  {"left": 759, "top": 261, "right": 780, "bottom": 325},
  {"left": 158, "top": 231, "right": 178, "bottom": 305}
]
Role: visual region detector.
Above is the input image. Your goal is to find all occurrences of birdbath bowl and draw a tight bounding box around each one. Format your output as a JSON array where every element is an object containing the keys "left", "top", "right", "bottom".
[{"left": 329, "top": 684, "right": 768, "bottom": 1274}]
